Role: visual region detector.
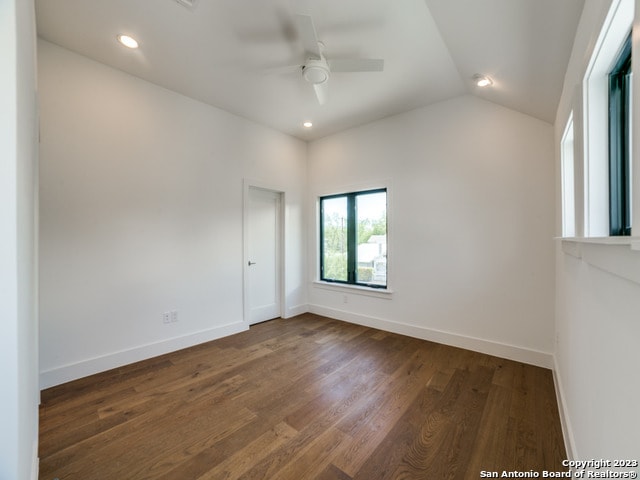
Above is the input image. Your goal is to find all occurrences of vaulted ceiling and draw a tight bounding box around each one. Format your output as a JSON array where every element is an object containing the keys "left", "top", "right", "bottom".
[{"left": 35, "top": 0, "right": 584, "bottom": 140}]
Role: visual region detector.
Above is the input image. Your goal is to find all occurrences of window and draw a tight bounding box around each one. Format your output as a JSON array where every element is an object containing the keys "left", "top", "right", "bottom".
[
  {"left": 320, "top": 189, "right": 387, "bottom": 288},
  {"left": 583, "top": 0, "right": 633, "bottom": 236},
  {"left": 608, "top": 33, "right": 632, "bottom": 236}
]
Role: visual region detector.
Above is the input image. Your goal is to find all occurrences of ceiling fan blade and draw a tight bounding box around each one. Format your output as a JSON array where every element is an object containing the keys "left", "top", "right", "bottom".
[
  {"left": 313, "top": 82, "right": 328, "bottom": 105},
  {"left": 262, "top": 64, "right": 303, "bottom": 75},
  {"left": 328, "top": 58, "right": 384, "bottom": 72},
  {"left": 296, "top": 14, "right": 322, "bottom": 59}
]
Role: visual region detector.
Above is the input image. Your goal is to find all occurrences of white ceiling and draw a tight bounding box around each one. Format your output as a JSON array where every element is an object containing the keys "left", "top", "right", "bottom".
[{"left": 35, "top": 0, "right": 584, "bottom": 141}]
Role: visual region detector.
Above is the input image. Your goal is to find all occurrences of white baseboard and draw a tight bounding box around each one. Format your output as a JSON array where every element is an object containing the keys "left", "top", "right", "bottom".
[
  {"left": 553, "top": 355, "right": 577, "bottom": 460},
  {"left": 284, "top": 304, "right": 309, "bottom": 318},
  {"left": 39, "top": 321, "right": 248, "bottom": 389},
  {"left": 308, "top": 304, "right": 554, "bottom": 369},
  {"left": 31, "top": 439, "right": 38, "bottom": 480}
]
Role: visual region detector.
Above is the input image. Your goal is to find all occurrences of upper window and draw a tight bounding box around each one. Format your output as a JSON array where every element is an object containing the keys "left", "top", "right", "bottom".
[
  {"left": 320, "top": 189, "right": 387, "bottom": 288},
  {"left": 608, "top": 33, "right": 632, "bottom": 236},
  {"left": 583, "top": 0, "right": 633, "bottom": 237}
]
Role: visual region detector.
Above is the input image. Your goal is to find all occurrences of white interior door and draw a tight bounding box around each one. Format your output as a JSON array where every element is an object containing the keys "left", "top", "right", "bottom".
[{"left": 246, "top": 187, "right": 281, "bottom": 324}]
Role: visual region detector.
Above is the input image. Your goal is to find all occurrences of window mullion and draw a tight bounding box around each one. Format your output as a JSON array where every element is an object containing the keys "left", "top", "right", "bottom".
[{"left": 347, "top": 194, "right": 357, "bottom": 284}]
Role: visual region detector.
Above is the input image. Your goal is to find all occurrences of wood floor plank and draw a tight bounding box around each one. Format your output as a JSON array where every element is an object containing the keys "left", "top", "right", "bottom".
[
  {"left": 509, "top": 363, "right": 538, "bottom": 471},
  {"left": 272, "top": 427, "right": 351, "bottom": 480},
  {"left": 464, "top": 384, "right": 513, "bottom": 477},
  {"left": 39, "top": 314, "right": 567, "bottom": 480},
  {"left": 317, "top": 464, "right": 354, "bottom": 480},
  {"left": 193, "top": 422, "right": 298, "bottom": 480},
  {"left": 240, "top": 358, "right": 391, "bottom": 479},
  {"left": 40, "top": 357, "right": 175, "bottom": 406},
  {"left": 332, "top": 349, "right": 440, "bottom": 476},
  {"left": 534, "top": 366, "right": 568, "bottom": 470},
  {"left": 39, "top": 359, "right": 176, "bottom": 430},
  {"left": 351, "top": 385, "right": 444, "bottom": 480},
  {"left": 41, "top": 399, "right": 256, "bottom": 479},
  {"left": 151, "top": 415, "right": 284, "bottom": 479},
  {"left": 129, "top": 407, "right": 258, "bottom": 480}
]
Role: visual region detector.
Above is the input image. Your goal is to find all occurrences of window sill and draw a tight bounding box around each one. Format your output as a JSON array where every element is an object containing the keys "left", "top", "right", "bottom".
[
  {"left": 557, "top": 236, "right": 640, "bottom": 285},
  {"left": 312, "top": 281, "right": 394, "bottom": 299},
  {"left": 557, "top": 236, "right": 640, "bottom": 248},
  {"left": 557, "top": 236, "right": 640, "bottom": 258}
]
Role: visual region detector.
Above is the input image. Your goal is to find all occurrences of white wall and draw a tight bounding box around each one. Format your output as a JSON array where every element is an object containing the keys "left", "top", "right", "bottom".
[
  {"left": 38, "top": 40, "right": 307, "bottom": 388},
  {"left": 554, "top": 0, "right": 640, "bottom": 461},
  {"left": 307, "top": 95, "right": 556, "bottom": 367},
  {"left": 0, "top": 0, "right": 39, "bottom": 478}
]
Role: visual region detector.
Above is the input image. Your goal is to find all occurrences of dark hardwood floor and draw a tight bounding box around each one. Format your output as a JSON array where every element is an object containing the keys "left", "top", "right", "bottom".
[{"left": 39, "top": 314, "right": 567, "bottom": 479}]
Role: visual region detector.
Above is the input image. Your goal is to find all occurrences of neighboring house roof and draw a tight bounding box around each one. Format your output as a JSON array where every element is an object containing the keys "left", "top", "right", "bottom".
[{"left": 368, "top": 235, "right": 386, "bottom": 244}]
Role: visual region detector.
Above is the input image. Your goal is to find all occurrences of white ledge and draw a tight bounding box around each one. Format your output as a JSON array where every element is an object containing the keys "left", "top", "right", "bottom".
[
  {"left": 557, "top": 236, "right": 640, "bottom": 250},
  {"left": 557, "top": 237, "right": 640, "bottom": 285},
  {"left": 312, "top": 281, "right": 394, "bottom": 299}
]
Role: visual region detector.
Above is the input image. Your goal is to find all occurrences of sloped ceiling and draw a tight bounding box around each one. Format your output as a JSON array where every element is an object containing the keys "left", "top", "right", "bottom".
[{"left": 35, "top": 0, "right": 584, "bottom": 140}]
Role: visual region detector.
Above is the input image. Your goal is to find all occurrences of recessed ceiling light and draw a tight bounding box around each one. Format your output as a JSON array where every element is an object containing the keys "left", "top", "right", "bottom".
[
  {"left": 303, "top": 122, "right": 313, "bottom": 128},
  {"left": 117, "top": 34, "right": 139, "bottom": 49},
  {"left": 473, "top": 74, "right": 493, "bottom": 87}
]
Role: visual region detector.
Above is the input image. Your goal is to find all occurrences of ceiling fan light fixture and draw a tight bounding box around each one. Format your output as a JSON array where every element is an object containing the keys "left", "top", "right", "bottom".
[
  {"left": 473, "top": 74, "right": 493, "bottom": 87},
  {"left": 302, "top": 65, "right": 329, "bottom": 85},
  {"left": 117, "top": 34, "right": 139, "bottom": 49}
]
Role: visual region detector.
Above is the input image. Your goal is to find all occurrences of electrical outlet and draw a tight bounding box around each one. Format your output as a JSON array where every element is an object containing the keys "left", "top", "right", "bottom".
[
  {"left": 162, "top": 312, "right": 171, "bottom": 324},
  {"left": 171, "top": 310, "right": 178, "bottom": 323},
  {"left": 343, "top": 295, "right": 348, "bottom": 304}
]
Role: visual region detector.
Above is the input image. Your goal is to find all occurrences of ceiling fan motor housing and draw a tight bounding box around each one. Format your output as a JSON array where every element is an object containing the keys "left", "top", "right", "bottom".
[{"left": 302, "top": 57, "right": 330, "bottom": 84}]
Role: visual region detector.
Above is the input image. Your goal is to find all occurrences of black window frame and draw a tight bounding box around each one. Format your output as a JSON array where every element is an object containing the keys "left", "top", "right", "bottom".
[
  {"left": 319, "top": 188, "right": 387, "bottom": 289},
  {"left": 608, "top": 32, "right": 632, "bottom": 236}
]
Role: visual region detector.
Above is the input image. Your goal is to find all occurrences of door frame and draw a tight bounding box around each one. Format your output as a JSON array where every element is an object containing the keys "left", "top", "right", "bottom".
[{"left": 242, "top": 179, "right": 286, "bottom": 325}]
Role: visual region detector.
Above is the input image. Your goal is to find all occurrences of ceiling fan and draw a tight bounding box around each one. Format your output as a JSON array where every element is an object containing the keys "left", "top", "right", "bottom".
[{"left": 288, "top": 14, "right": 384, "bottom": 105}]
